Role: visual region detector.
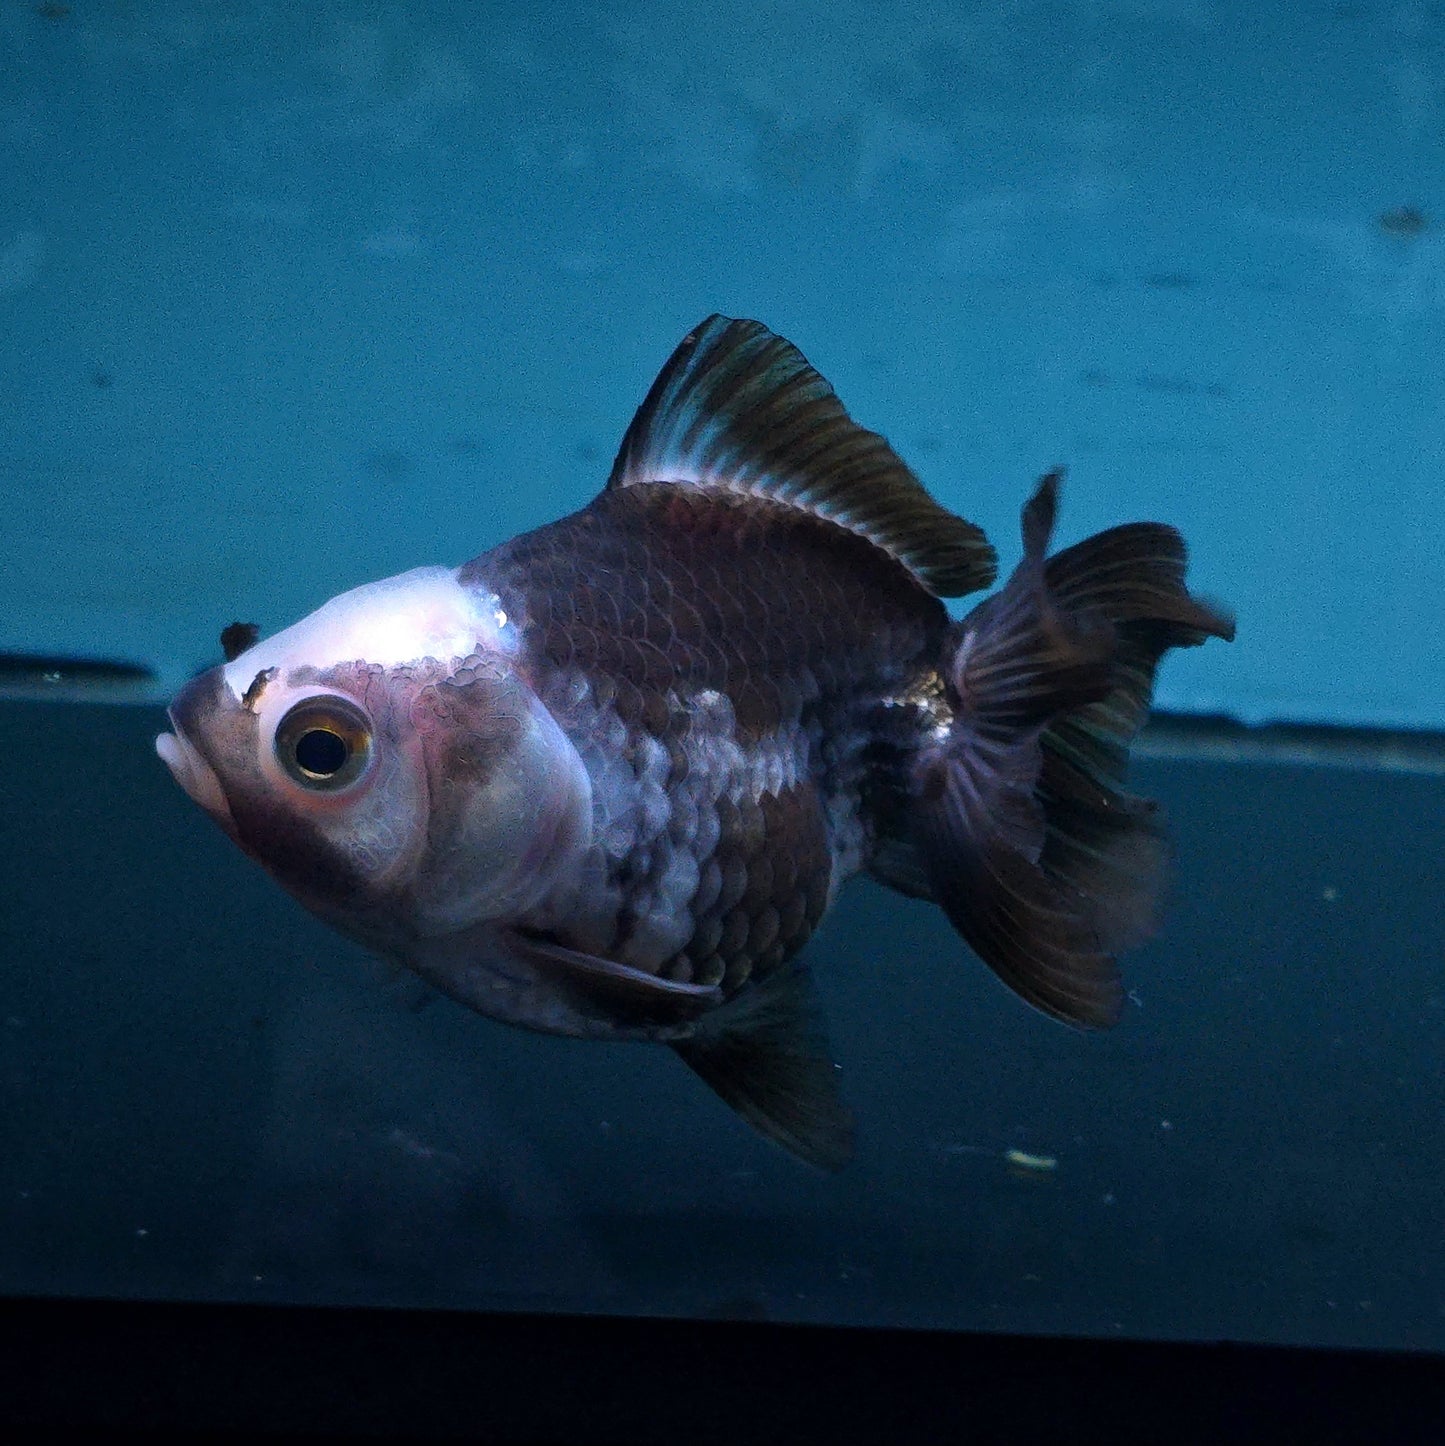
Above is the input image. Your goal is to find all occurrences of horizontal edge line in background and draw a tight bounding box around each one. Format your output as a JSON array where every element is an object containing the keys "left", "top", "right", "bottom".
[
  {"left": 1136, "top": 712, "right": 1445, "bottom": 775},
  {"left": 0, "top": 652, "right": 160, "bottom": 704},
  {"left": 1, "top": 654, "right": 1443, "bottom": 776}
]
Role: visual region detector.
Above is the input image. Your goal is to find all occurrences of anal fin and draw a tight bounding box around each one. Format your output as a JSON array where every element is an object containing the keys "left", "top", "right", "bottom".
[{"left": 672, "top": 965, "right": 854, "bottom": 1172}]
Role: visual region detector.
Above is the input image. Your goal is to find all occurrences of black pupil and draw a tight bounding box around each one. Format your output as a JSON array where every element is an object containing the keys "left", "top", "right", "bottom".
[{"left": 294, "top": 728, "right": 348, "bottom": 777}]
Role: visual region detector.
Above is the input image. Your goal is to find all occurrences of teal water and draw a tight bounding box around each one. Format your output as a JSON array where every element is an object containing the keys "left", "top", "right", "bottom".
[{"left": 2, "top": 0, "right": 1443, "bottom": 727}]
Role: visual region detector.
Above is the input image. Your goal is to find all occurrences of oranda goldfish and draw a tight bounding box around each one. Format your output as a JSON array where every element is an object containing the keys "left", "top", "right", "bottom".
[{"left": 157, "top": 316, "right": 1233, "bottom": 1169}]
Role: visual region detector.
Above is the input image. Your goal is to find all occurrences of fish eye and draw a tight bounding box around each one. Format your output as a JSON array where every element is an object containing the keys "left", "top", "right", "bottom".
[{"left": 274, "top": 697, "right": 374, "bottom": 791}]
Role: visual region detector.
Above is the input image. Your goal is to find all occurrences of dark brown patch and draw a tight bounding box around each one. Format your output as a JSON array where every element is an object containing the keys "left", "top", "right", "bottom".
[
  {"left": 696, "top": 779, "right": 833, "bottom": 996},
  {"left": 470, "top": 486, "right": 946, "bottom": 744},
  {"left": 241, "top": 667, "right": 275, "bottom": 712}
]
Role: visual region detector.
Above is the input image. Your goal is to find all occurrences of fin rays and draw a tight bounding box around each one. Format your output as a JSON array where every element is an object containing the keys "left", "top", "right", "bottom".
[
  {"left": 673, "top": 964, "right": 854, "bottom": 1172},
  {"left": 911, "top": 470, "right": 1233, "bottom": 1029},
  {"left": 609, "top": 315, "right": 997, "bottom": 598}
]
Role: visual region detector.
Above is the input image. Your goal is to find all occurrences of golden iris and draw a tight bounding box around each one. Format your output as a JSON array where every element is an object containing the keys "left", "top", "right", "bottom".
[{"left": 274, "top": 697, "right": 373, "bottom": 791}]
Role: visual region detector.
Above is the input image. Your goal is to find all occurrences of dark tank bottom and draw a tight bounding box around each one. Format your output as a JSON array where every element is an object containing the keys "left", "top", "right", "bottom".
[{"left": 1, "top": 699, "right": 1441, "bottom": 1384}]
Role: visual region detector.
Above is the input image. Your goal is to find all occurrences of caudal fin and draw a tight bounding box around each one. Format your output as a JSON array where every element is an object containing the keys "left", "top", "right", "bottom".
[{"left": 912, "top": 470, "right": 1233, "bottom": 1028}]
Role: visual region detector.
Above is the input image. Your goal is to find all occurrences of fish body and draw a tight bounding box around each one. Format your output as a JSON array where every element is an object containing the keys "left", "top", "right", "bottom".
[{"left": 157, "top": 317, "right": 1232, "bottom": 1168}]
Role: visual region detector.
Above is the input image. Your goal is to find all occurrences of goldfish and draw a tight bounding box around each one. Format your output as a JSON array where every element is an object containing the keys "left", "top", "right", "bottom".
[{"left": 156, "top": 316, "right": 1233, "bottom": 1169}]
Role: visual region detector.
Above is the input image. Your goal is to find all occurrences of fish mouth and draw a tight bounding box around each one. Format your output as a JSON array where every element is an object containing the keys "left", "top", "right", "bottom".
[{"left": 155, "top": 713, "right": 236, "bottom": 831}]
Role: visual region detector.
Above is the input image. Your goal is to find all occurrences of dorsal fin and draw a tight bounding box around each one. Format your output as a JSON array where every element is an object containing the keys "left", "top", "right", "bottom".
[{"left": 607, "top": 315, "right": 997, "bottom": 598}]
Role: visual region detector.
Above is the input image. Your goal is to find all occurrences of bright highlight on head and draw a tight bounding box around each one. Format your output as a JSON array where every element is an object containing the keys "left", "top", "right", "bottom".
[{"left": 219, "top": 566, "right": 512, "bottom": 699}]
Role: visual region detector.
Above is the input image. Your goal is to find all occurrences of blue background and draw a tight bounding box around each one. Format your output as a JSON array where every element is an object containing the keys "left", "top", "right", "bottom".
[{"left": 2, "top": 0, "right": 1442, "bottom": 726}]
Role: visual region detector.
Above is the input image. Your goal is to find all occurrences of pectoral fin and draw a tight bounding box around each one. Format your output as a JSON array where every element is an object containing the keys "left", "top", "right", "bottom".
[{"left": 501, "top": 929, "right": 722, "bottom": 1032}]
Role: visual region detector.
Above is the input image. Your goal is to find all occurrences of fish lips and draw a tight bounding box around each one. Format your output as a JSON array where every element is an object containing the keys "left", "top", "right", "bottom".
[{"left": 155, "top": 670, "right": 240, "bottom": 838}]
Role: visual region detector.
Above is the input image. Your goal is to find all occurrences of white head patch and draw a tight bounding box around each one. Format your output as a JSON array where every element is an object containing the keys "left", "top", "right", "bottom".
[{"left": 221, "top": 566, "right": 515, "bottom": 700}]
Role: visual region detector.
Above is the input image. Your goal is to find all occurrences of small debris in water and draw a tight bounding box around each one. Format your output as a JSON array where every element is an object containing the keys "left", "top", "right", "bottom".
[{"left": 1005, "top": 1148, "right": 1058, "bottom": 1176}]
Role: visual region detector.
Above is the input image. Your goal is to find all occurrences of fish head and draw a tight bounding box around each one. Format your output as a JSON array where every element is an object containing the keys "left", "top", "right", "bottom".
[{"left": 155, "top": 566, "right": 591, "bottom": 948}]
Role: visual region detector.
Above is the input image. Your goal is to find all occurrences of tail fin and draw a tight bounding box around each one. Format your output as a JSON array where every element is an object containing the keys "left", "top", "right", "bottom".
[{"left": 912, "top": 470, "right": 1234, "bottom": 1028}]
